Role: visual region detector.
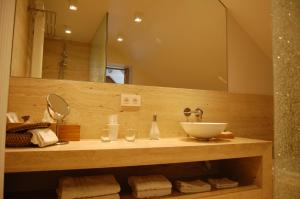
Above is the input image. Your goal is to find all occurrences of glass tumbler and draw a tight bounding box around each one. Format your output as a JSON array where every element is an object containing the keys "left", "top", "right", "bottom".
[
  {"left": 125, "top": 129, "right": 137, "bottom": 142},
  {"left": 101, "top": 128, "right": 110, "bottom": 142}
]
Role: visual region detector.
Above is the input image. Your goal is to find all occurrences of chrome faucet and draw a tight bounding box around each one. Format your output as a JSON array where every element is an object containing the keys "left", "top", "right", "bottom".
[{"left": 184, "top": 107, "right": 204, "bottom": 122}]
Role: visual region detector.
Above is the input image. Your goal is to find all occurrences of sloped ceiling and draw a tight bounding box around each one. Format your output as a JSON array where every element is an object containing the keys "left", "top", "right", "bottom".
[{"left": 221, "top": 0, "right": 272, "bottom": 59}]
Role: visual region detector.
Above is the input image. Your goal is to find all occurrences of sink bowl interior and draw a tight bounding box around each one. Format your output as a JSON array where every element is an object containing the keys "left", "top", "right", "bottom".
[{"left": 180, "top": 122, "right": 227, "bottom": 139}]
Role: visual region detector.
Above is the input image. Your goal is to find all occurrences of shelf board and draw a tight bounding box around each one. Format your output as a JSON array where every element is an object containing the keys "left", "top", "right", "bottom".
[
  {"left": 5, "top": 185, "right": 260, "bottom": 199},
  {"left": 123, "top": 185, "right": 260, "bottom": 199}
]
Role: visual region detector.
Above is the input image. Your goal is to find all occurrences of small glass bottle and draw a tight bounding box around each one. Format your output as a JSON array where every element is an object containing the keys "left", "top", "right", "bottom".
[{"left": 149, "top": 113, "right": 160, "bottom": 140}]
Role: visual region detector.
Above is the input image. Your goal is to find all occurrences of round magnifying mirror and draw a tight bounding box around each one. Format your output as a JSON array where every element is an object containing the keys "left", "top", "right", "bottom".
[{"left": 47, "top": 94, "right": 70, "bottom": 145}]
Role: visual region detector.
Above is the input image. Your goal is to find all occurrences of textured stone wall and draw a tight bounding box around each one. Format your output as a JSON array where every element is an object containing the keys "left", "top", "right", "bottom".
[{"left": 273, "top": 0, "right": 300, "bottom": 198}]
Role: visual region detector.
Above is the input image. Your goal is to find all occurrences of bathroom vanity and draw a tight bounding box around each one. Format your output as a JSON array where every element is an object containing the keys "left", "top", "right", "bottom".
[{"left": 5, "top": 137, "right": 272, "bottom": 199}]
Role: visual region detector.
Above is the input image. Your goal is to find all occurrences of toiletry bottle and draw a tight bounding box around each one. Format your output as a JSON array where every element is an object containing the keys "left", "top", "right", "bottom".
[{"left": 149, "top": 113, "right": 160, "bottom": 140}]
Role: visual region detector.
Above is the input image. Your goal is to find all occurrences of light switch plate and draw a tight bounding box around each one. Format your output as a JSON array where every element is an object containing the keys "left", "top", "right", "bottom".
[{"left": 121, "top": 94, "right": 142, "bottom": 107}]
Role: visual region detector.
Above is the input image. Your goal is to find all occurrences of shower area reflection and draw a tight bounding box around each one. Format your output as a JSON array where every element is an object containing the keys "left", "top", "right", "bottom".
[
  {"left": 58, "top": 41, "right": 68, "bottom": 79},
  {"left": 42, "top": 12, "right": 108, "bottom": 82}
]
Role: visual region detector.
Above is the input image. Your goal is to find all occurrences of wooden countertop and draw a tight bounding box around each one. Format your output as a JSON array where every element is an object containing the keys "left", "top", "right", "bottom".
[{"left": 5, "top": 137, "right": 272, "bottom": 173}]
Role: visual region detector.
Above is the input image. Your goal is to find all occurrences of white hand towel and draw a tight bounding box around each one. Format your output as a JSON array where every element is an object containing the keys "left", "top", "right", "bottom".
[
  {"left": 30, "top": 128, "right": 58, "bottom": 147},
  {"left": 58, "top": 175, "right": 121, "bottom": 199},
  {"left": 128, "top": 175, "right": 172, "bottom": 192},
  {"left": 208, "top": 178, "right": 239, "bottom": 189},
  {"left": 76, "top": 194, "right": 120, "bottom": 199},
  {"left": 133, "top": 188, "right": 171, "bottom": 198},
  {"left": 175, "top": 180, "right": 211, "bottom": 193}
]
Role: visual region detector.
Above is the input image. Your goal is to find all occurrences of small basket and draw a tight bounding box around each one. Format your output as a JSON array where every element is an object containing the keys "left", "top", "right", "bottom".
[
  {"left": 6, "top": 122, "right": 51, "bottom": 147},
  {"left": 6, "top": 132, "right": 33, "bottom": 147}
]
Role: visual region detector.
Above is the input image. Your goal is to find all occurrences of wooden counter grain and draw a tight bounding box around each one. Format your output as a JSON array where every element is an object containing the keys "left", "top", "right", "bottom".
[{"left": 5, "top": 137, "right": 271, "bottom": 173}]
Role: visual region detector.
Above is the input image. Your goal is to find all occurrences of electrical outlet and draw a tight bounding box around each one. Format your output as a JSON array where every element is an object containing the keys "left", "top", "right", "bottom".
[{"left": 121, "top": 94, "right": 141, "bottom": 107}]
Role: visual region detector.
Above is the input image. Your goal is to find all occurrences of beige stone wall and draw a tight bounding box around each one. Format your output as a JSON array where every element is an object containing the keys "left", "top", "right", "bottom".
[
  {"left": 8, "top": 77, "right": 273, "bottom": 140},
  {"left": 273, "top": 0, "right": 300, "bottom": 198}
]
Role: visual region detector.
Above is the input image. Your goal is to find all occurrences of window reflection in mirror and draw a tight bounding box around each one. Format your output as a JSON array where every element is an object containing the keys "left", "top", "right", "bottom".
[
  {"left": 11, "top": 0, "right": 227, "bottom": 91},
  {"left": 105, "top": 66, "right": 129, "bottom": 84}
]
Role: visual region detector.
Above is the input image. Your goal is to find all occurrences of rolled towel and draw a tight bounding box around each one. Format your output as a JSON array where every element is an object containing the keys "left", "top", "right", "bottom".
[
  {"left": 58, "top": 175, "right": 121, "bottom": 199},
  {"left": 128, "top": 175, "right": 172, "bottom": 192},
  {"left": 216, "top": 131, "right": 234, "bottom": 139},
  {"left": 175, "top": 180, "right": 211, "bottom": 193},
  {"left": 133, "top": 188, "right": 171, "bottom": 198},
  {"left": 208, "top": 178, "right": 239, "bottom": 189},
  {"left": 30, "top": 128, "right": 58, "bottom": 147}
]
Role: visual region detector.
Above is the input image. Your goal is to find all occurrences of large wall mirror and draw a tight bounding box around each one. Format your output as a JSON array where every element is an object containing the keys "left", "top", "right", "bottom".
[{"left": 11, "top": 0, "right": 227, "bottom": 90}]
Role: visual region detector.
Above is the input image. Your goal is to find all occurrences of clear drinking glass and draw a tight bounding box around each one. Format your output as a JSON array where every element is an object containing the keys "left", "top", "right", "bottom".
[
  {"left": 125, "top": 129, "right": 137, "bottom": 142},
  {"left": 101, "top": 128, "right": 110, "bottom": 142}
]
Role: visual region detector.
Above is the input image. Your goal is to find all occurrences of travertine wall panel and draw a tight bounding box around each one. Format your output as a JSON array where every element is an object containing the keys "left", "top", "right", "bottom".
[{"left": 8, "top": 77, "right": 273, "bottom": 140}]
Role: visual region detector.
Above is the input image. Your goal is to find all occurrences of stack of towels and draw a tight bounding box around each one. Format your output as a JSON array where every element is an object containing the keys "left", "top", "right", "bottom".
[
  {"left": 30, "top": 128, "right": 58, "bottom": 147},
  {"left": 174, "top": 179, "right": 211, "bottom": 193},
  {"left": 58, "top": 175, "right": 121, "bottom": 199},
  {"left": 128, "top": 175, "right": 172, "bottom": 198},
  {"left": 208, "top": 178, "right": 239, "bottom": 189}
]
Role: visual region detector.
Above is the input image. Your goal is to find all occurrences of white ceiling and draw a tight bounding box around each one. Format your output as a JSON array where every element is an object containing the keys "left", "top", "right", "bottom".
[
  {"left": 220, "top": 0, "right": 272, "bottom": 58},
  {"left": 44, "top": 0, "right": 109, "bottom": 42}
]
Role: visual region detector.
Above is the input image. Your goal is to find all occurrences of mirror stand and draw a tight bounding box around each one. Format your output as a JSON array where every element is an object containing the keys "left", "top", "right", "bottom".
[
  {"left": 46, "top": 94, "right": 70, "bottom": 145},
  {"left": 55, "top": 119, "right": 69, "bottom": 145}
]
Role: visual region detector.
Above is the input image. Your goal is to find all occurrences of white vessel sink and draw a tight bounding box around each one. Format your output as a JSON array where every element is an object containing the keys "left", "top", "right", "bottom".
[{"left": 180, "top": 122, "right": 227, "bottom": 139}]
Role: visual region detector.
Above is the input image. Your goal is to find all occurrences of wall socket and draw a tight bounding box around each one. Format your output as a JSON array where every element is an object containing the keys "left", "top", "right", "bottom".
[{"left": 121, "top": 94, "right": 142, "bottom": 107}]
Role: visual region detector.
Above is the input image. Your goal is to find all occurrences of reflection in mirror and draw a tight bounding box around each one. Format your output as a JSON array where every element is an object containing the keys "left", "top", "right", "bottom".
[
  {"left": 11, "top": 0, "right": 227, "bottom": 90},
  {"left": 47, "top": 94, "right": 70, "bottom": 121}
]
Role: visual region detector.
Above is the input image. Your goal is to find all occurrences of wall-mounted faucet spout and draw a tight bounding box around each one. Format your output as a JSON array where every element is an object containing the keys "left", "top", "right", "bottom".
[{"left": 183, "top": 107, "right": 203, "bottom": 122}]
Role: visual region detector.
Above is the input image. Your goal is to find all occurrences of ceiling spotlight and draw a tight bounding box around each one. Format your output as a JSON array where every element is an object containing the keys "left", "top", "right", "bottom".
[
  {"left": 64, "top": 27, "right": 72, "bottom": 34},
  {"left": 117, "top": 37, "right": 124, "bottom": 42},
  {"left": 134, "top": 16, "right": 143, "bottom": 23},
  {"left": 69, "top": 4, "right": 78, "bottom": 11},
  {"left": 68, "top": 0, "right": 78, "bottom": 11}
]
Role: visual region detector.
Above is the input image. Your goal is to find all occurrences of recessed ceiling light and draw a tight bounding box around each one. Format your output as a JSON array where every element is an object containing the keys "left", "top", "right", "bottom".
[
  {"left": 117, "top": 37, "right": 124, "bottom": 42},
  {"left": 134, "top": 16, "right": 143, "bottom": 23},
  {"left": 64, "top": 27, "right": 72, "bottom": 34},
  {"left": 69, "top": 4, "right": 78, "bottom": 11},
  {"left": 68, "top": 0, "right": 78, "bottom": 11}
]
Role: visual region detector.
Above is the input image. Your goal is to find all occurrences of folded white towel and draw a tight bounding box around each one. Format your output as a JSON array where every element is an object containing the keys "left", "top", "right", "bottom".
[
  {"left": 208, "top": 178, "right": 239, "bottom": 189},
  {"left": 30, "top": 128, "right": 58, "bottom": 147},
  {"left": 128, "top": 175, "right": 172, "bottom": 192},
  {"left": 175, "top": 180, "right": 211, "bottom": 193},
  {"left": 58, "top": 175, "right": 121, "bottom": 199},
  {"left": 133, "top": 188, "right": 171, "bottom": 198},
  {"left": 76, "top": 193, "right": 120, "bottom": 199}
]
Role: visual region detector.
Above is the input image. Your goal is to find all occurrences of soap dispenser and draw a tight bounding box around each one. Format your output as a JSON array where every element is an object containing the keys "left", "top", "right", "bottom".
[{"left": 149, "top": 113, "right": 160, "bottom": 140}]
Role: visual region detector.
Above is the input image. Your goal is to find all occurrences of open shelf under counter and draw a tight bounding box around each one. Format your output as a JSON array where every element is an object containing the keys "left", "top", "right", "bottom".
[
  {"left": 5, "top": 137, "right": 271, "bottom": 173},
  {"left": 5, "top": 137, "right": 272, "bottom": 199}
]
